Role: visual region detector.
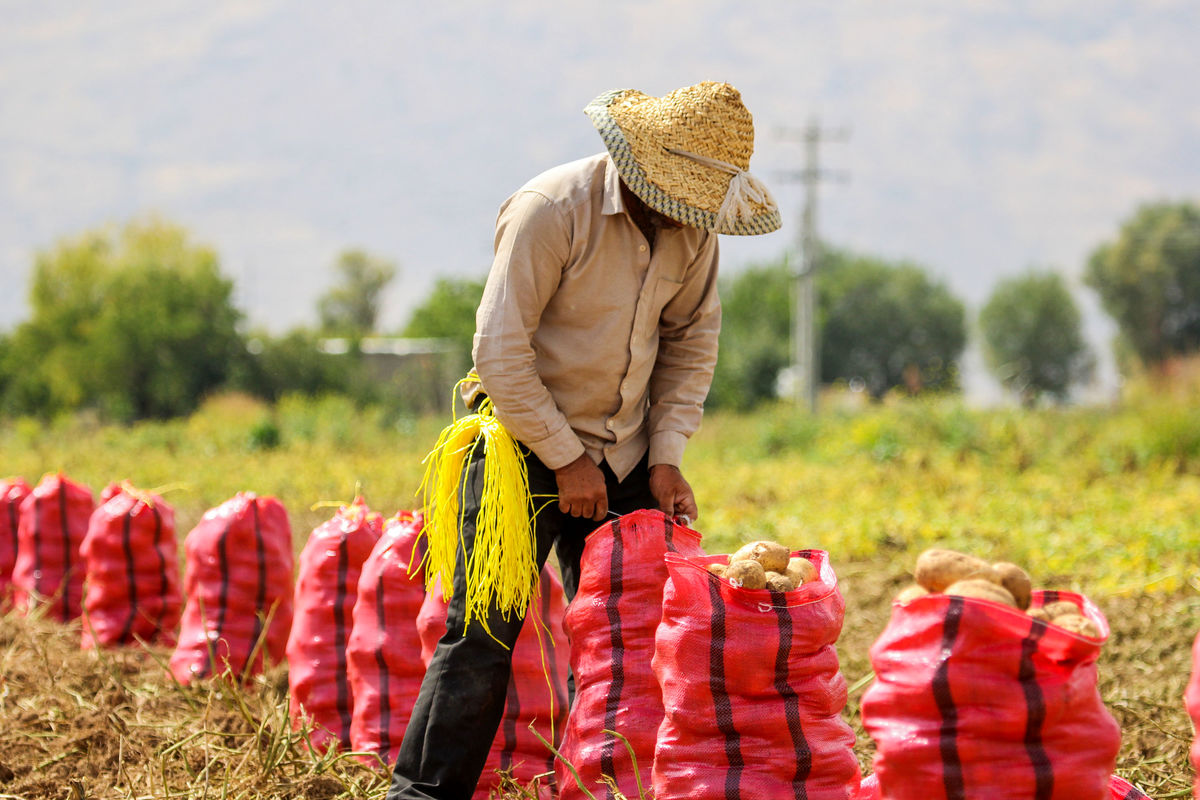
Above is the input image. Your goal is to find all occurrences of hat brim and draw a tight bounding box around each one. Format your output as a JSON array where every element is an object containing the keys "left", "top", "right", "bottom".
[{"left": 585, "top": 89, "right": 782, "bottom": 236}]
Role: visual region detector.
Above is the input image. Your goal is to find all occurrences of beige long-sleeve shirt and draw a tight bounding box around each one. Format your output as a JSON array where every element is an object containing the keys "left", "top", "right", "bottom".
[{"left": 468, "top": 153, "right": 721, "bottom": 481}]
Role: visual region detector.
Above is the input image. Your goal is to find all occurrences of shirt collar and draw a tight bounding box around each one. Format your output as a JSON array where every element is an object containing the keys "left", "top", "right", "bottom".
[{"left": 601, "top": 154, "right": 624, "bottom": 216}]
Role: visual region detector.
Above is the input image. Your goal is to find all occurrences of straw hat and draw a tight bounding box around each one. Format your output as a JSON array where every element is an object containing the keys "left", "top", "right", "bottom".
[{"left": 584, "top": 82, "right": 781, "bottom": 236}]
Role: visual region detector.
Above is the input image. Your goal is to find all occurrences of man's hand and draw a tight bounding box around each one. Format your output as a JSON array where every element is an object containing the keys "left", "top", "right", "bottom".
[
  {"left": 649, "top": 464, "right": 699, "bottom": 523},
  {"left": 555, "top": 453, "right": 608, "bottom": 521}
]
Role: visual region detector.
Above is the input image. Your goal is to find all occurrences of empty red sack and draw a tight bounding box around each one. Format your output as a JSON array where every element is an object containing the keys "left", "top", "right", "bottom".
[
  {"left": 652, "top": 549, "right": 859, "bottom": 800},
  {"left": 288, "top": 498, "right": 383, "bottom": 752},
  {"left": 0, "top": 477, "right": 31, "bottom": 606},
  {"left": 170, "top": 492, "right": 294, "bottom": 684},
  {"left": 418, "top": 565, "right": 570, "bottom": 799},
  {"left": 13, "top": 473, "right": 94, "bottom": 621},
  {"left": 348, "top": 511, "right": 427, "bottom": 767},
  {"left": 80, "top": 484, "right": 182, "bottom": 648},
  {"left": 861, "top": 590, "right": 1121, "bottom": 799},
  {"left": 557, "top": 509, "right": 705, "bottom": 800}
]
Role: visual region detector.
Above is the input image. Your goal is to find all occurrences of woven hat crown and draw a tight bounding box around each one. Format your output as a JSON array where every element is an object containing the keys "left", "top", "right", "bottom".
[{"left": 585, "top": 81, "right": 781, "bottom": 236}]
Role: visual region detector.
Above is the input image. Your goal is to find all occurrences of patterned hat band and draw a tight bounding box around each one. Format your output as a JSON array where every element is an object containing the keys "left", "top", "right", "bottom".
[{"left": 665, "top": 147, "right": 778, "bottom": 232}]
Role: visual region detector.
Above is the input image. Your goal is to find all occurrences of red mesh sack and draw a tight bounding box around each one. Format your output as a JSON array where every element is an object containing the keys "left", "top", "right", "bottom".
[
  {"left": 1187, "top": 630, "right": 1200, "bottom": 799},
  {"left": 860, "top": 589, "right": 1121, "bottom": 799},
  {"left": 13, "top": 473, "right": 94, "bottom": 621},
  {"left": 854, "top": 773, "right": 1150, "bottom": 799},
  {"left": 288, "top": 498, "right": 384, "bottom": 751},
  {"left": 0, "top": 477, "right": 32, "bottom": 606},
  {"left": 557, "top": 509, "right": 705, "bottom": 800},
  {"left": 418, "top": 565, "right": 570, "bottom": 799},
  {"left": 170, "top": 492, "right": 294, "bottom": 684},
  {"left": 348, "top": 511, "right": 428, "bottom": 767},
  {"left": 652, "top": 550, "right": 859, "bottom": 800},
  {"left": 80, "top": 484, "right": 182, "bottom": 649}
]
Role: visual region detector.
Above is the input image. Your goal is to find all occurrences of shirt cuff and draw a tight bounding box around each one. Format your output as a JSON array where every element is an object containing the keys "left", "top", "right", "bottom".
[
  {"left": 648, "top": 430, "right": 688, "bottom": 469},
  {"left": 524, "top": 423, "right": 587, "bottom": 471}
]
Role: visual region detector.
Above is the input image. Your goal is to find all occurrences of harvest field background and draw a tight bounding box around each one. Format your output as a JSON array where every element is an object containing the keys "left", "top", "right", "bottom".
[{"left": 2, "top": 384, "right": 1199, "bottom": 798}]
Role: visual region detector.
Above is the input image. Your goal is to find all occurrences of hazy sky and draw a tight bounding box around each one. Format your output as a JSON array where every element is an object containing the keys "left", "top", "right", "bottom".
[{"left": 3, "top": 1, "right": 1198, "bottom": 398}]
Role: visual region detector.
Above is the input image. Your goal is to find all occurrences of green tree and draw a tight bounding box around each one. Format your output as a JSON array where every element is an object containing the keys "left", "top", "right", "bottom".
[
  {"left": 1084, "top": 201, "right": 1200, "bottom": 370},
  {"left": 403, "top": 277, "right": 486, "bottom": 358},
  {"left": 1, "top": 219, "right": 245, "bottom": 420},
  {"left": 317, "top": 249, "right": 398, "bottom": 336},
  {"left": 818, "top": 250, "right": 966, "bottom": 398},
  {"left": 979, "top": 270, "right": 1093, "bottom": 405},
  {"left": 708, "top": 261, "right": 791, "bottom": 409}
]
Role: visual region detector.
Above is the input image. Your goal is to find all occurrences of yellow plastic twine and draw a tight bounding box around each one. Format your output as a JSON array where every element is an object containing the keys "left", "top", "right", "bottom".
[{"left": 417, "top": 388, "right": 537, "bottom": 642}]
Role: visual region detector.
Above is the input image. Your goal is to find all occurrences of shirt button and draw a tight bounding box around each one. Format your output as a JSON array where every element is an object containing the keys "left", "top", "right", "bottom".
[
  {"left": 621, "top": 382, "right": 629, "bottom": 392},
  {"left": 639, "top": 244, "right": 647, "bottom": 252},
  {"left": 606, "top": 420, "right": 615, "bottom": 430}
]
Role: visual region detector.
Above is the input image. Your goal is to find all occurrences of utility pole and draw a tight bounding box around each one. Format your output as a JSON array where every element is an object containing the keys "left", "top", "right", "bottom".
[{"left": 776, "top": 120, "right": 848, "bottom": 413}]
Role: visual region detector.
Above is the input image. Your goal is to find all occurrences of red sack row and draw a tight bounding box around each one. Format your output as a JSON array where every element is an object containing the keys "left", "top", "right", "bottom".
[
  {"left": 0, "top": 477, "right": 32, "bottom": 606},
  {"left": 653, "top": 549, "right": 859, "bottom": 800},
  {"left": 853, "top": 773, "right": 1152, "bottom": 799},
  {"left": 348, "top": 511, "right": 427, "bottom": 767},
  {"left": 418, "top": 565, "right": 570, "bottom": 800},
  {"left": 860, "top": 589, "right": 1121, "bottom": 799},
  {"left": 288, "top": 498, "right": 383, "bottom": 751},
  {"left": 557, "top": 509, "right": 705, "bottom": 800},
  {"left": 170, "top": 492, "right": 294, "bottom": 684},
  {"left": 80, "top": 484, "right": 181, "bottom": 648},
  {"left": 1187, "top": 630, "right": 1200, "bottom": 799},
  {"left": 13, "top": 473, "right": 94, "bottom": 621}
]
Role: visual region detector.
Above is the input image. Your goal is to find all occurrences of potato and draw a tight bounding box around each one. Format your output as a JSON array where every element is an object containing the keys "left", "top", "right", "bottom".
[
  {"left": 944, "top": 578, "right": 1017, "bottom": 608},
  {"left": 785, "top": 556, "right": 817, "bottom": 587},
  {"left": 706, "top": 563, "right": 727, "bottom": 578},
  {"left": 1041, "top": 600, "right": 1081, "bottom": 619},
  {"left": 895, "top": 583, "right": 929, "bottom": 604},
  {"left": 914, "top": 549, "right": 997, "bottom": 592},
  {"left": 1026, "top": 607, "right": 1051, "bottom": 622},
  {"left": 992, "top": 562, "right": 1032, "bottom": 610},
  {"left": 730, "top": 541, "right": 790, "bottom": 574},
  {"left": 725, "top": 559, "right": 766, "bottom": 590},
  {"left": 1052, "top": 613, "right": 1101, "bottom": 638},
  {"left": 764, "top": 571, "right": 795, "bottom": 592}
]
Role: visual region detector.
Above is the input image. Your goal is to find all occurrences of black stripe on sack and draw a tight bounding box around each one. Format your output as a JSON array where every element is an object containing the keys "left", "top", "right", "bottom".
[
  {"left": 707, "top": 577, "right": 744, "bottom": 800},
  {"left": 152, "top": 505, "right": 168, "bottom": 633},
  {"left": 542, "top": 575, "right": 565, "bottom": 780},
  {"left": 118, "top": 508, "right": 139, "bottom": 643},
  {"left": 373, "top": 573, "right": 392, "bottom": 761},
  {"left": 772, "top": 593, "right": 811, "bottom": 799},
  {"left": 600, "top": 519, "right": 624, "bottom": 799},
  {"left": 1018, "top": 622, "right": 1053, "bottom": 799},
  {"left": 933, "top": 596, "right": 966, "bottom": 800},
  {"left": 213, "top": 516, "right": 233, "bottom": 678},
  {"left": 58, "top": 485, "right": 71, "bottom": 620},
  {"left": 249, "top": 501, "right": 268, "bottom": 673},
  {"left": 663, "top": 513, "right": 675, "bottom": 553},
  {"left": 334, "top": 531, "right": 352, "bottom": 743}
]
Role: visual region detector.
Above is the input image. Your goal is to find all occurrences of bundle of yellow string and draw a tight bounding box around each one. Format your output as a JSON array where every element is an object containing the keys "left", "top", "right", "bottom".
[{"left": 417, "top": 390, "right": 537, "bottom": 641}]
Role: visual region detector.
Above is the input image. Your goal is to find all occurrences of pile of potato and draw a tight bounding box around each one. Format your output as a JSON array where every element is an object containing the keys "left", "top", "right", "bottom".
[
  {"left": 897, "top": 548, "right": 1100, "bottom": 638},
  {"left": 707, "top": 541, "right": 819, "bottom": 592}
]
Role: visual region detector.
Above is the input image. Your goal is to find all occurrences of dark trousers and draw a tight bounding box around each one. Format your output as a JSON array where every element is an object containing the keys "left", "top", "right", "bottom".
[{"left": 387, "top": 446, "right": 658, "bottom": 800}]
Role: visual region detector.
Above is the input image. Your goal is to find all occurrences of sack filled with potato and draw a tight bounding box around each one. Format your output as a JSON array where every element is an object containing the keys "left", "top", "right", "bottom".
[{"left": 651, "top": 548, "right": 859, "bottom": 800}]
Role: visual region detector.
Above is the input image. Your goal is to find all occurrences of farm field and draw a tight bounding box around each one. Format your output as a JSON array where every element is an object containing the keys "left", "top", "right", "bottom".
[{"left": 2, "top": 391, "right": 1199, "bottom": 798}]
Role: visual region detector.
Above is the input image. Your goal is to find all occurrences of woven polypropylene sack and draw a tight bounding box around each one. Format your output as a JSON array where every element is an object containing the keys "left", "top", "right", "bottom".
[
  {"left": 348, "top": 511, "right": 427, "bottom": 767},
  {"left": 417, "top": 564, "right": 570, "bottom": 800},
  {"left": 854, "top": 773, "right": 1149, "bottom": 799},
  {"left": 1187, "top": 630, "right": 1200, "bottom": 799},
  {"left": 0, "top": 477, "right": 32, "bottom": 607},
  {"left": 170, "top": 492, "right": 294, "bottom": 684},
  {"left": 860, "top": 590, "right": 1121, "bottom": 800},
  {"left": 556, "top": 509, "right": 705, "bottom": 800},
  {"left": 80, "top": 486, "right": 182, "bottom": 649},
  {"left": 652, "top": 550, "right": 859, "bottom": 800},
  {"left": 13, "top": 473, "right": 94, "bottom": 621},
  {"left": 287, "top": 499, "right": 384, "bottom": 752}
]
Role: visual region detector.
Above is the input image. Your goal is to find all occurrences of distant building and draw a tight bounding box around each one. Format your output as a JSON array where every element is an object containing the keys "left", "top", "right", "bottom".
[{"left": 319, "top": 337, "right": 467, "bottom": 412}]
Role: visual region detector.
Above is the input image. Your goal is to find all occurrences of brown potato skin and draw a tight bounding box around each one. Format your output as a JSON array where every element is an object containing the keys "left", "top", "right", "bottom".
[
  {"left": 1052, "top": 613, "right": 1101, "bottom": 638},
  {"left": 725, "top": 559, "right": 766, "bottom": 590},
  {"left": 785, "top": 556, "right": 817, "bottom": 586},
  {"left": 1026, "top": 607, "right": 1051, "bottom": 622},
  {"left": 764, "top": 571, "right": 795, "bottom": 592},
  {"left": 895, "top": 583, "right": 929, "bottom": 604},
  {"left": 707, "top": 563, "right": 728, "bottom": 578},
  {"left": 1041, "top": 600, "right": 1081, "bottom": 619},
  {"left": 992, "top": 562, "right": 1032, "bottom": 610},
  {"left": 731, "top": 541, "right": 791, "bottom": 573},
  {"left": 944, "top": 578, "right": 1017, "bottom": 608},
  {"left": 914, "top": 549, "right": 996, "bottom": 592}
]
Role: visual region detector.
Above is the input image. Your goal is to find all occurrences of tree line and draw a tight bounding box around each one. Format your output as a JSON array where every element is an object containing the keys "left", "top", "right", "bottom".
[{"left": 0, "top": 200, "right": 1197, "bottom": 421}]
